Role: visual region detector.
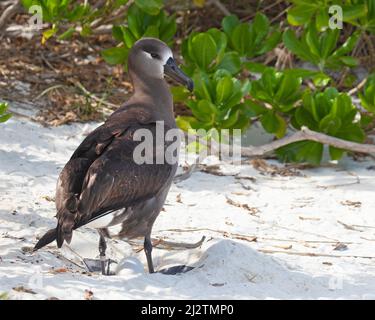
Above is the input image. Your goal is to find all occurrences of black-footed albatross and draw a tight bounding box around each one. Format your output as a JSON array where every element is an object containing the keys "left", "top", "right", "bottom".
[{"left": 33, "top": 38, "right": 194, "bottom": 275}]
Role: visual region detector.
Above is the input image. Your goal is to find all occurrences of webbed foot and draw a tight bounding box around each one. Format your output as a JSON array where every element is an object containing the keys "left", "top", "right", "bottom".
[
  {"left": 83, "top": 258, "right": 117, "bottom": 275},
  {"left": 157, "top": 265, "right": 194, "bottom": 275}
]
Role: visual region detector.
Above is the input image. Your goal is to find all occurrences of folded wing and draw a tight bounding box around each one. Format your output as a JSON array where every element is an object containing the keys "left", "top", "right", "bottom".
[{"left": 34, "top": 106, "right": 177, "bottom": 250}]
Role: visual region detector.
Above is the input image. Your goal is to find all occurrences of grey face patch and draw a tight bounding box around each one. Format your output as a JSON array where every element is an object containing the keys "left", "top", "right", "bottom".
[{"left": 141, "top": 47, "right": 173, "bottom": 79}]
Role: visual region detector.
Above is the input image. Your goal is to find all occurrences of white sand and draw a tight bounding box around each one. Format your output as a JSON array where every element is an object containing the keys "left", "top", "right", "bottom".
[{"left": 1, "top": 116, "right": 375, "bottom": 300}]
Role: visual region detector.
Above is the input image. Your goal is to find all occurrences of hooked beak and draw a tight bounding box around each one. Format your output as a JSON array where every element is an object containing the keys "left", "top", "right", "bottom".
[{"left": 164, "top": 57, "right": 194, "bottom": 92}]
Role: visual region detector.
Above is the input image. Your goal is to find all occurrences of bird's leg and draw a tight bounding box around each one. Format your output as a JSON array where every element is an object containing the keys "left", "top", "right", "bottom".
[
  {"left": 98, "top": 232, "right": 107, "bottom": 275},
  {"left": 144, "top": 234, "right": 155, "bottom": 273},
  {"left": 83, "top": 229, "right": 117, "bottom": 275},
  {"left": 144, "top": 234, "right": 194, "bottom": 275}
]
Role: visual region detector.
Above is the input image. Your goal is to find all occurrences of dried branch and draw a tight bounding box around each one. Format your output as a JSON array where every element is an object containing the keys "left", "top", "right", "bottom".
[
  {"left": 188, "top": 126, "right": 375, "bottom": 160},
  {"left": 175, "top": 127, "right": 375, "bottom": 182},
  {"left": 129, "top": 236, "right": 206, "bottom": 251},
  {"left": 152, "top": 235, "right": 206, "bottom": 250},
  {"left": 240, "top": 126, "right": 375, "bottom": 157},
  {"left": 348, "top": 78, "right": 367, "bottom": 96}
]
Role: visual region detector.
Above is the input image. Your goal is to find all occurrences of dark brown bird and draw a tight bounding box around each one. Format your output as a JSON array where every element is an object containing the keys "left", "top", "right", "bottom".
[{"left": 33, "top": 38, "right": 194, "bottom": 275}]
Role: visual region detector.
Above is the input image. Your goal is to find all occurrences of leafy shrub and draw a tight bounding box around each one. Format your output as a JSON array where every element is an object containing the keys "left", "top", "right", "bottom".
[
  {"left": 222, "top": 13, "right": 281, "bottom": 60},
  {"left": 21, "top": 0, "right": 128, "bottom": 41},
  {"left": 181, "top": 28, "right": 241, "bottom": 76},
  {"left": 283, "top": 23, "right": 359, "bottom": 75},
  {"left": 21, "top": 1, "right": 169, "bottom": 48},
  {"left": 287, "top": 0, "right": 374, "bottom": 33},
  {"left": 277, "top": 88, "right": 365, "bottom": 164},
  {"left": 102, "top": 3, "right": 176, "bottom": 66},
  {"left": 177, "top": 13, "right": 282, "bottom": 133},
  {"left": 248, "top": 69, "right": 303, "bottom": 138},
  {"left": 176, "top": 70, "right": 250, "bottom": 131}
]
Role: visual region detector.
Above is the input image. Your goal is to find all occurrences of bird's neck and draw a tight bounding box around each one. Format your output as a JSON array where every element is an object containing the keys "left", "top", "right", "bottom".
[{"left": 128, "top": 71, "right": 175, "bottom": 125}]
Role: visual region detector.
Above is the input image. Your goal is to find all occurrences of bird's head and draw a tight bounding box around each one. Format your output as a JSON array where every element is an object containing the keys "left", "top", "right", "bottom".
[{"left": 128, "top": 38, "right": 194, "bottom": 92}]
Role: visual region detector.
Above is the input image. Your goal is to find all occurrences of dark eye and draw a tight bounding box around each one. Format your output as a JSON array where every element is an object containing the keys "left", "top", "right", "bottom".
[{"left": 150, "top": 53, "right": 160, "bottom": 59}]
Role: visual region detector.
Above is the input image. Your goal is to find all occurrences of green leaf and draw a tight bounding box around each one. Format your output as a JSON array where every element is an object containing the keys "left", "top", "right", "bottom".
[
  {"left": 260, "top": 111, "right": 286, "bottom": 138},
  {"left": 294, "top": 107, "right": 317, "bottom": 130},
  {"left": 159, "top": 13, "right": 177, "bottom": 43},
  {"left": 312, "top": 72, "right": 331, "bottom": 87},
  {"left": 127, "top": 4, "right": 142, "bottom": 39},
  {"left": 320, "top": 28, "right": 339, "bottom": 59},
  {"left": 112, "top": 25, "right": 124, "bottom": 42},
  {"left": 315, "top": 8, "right": 329, "bottom": 30},
  {"left": 306, "top": 23, "right": 321, "bottom": 57},
  {"left": 274, "top": 74, "right": 302, "bottom": 105},
  {"left": 143, "top": 25, "right": 159, "bottom": 38},
  {"left": 0, "top": 102, "right": 12, "bottom": 123},
  {"left": 176, "top": 116, "right": 196, "bottom": 131},
  {"left": 221, "top": 109, "right": 240, "bottom": 129},
  {"left": 58, "top": 27, "right": 75, "bottom": 40},
  {"left": 123, "top": 28, "right": 137, "bottom": 48},
  {"left": 225, "top": 90, "right": 243, "bottom": 109},
  {"left": 193, "top": 99, "right": 216, "bottom": 123},
  {"left": 192, "top": 71, "right": 213, "bottom": 101},
  {"left": 217, "top": 51, "right": 241, "bottom": 75},
  {"left": 135, "top": 0, "right": 163, "bottom": 15},
  {"left": 207, "top": 28, "right": 227, "bottom": 60},
  {"left": 342, "top": 4, "right": 367, "bottom": 22},
  {"left": 360, "top": 113, "right": 374, "bottom": 127},
  {"left": 332, "top": 31, "right": 360, "bottom": 57},
  {"left": 329, "top": 146, "right": 345, "bottom": 161},
  {"left": 191, "top": 33, "right": 217, "bottom": 70},
  {"left": 287, "top": 4, "right": 316, "bottom": 26},
  {"left": 283, "top": 29, "right": 317, "bottom": 63},
  {"left": 359, "top": 84, "right": 375, "bottom": 113},
  {"left": 42, "top": 27, "right": 58, "bottom": 44},
  {"left": 253, "top": 13, "right": 269, "bottom": 44},
  {"left": 101, "top": 46, "right": 128, "bottom": 65},
  {"left": 336, "top": 124, "right": 365, "bottom": 143},
  {"left": 216, "top": 77, "right": 233, "bottom": 104},
  {"left": 222, "top": 15, "right": 240, "bottom": 35},
  {"left": 171, "top": 86, "right": 190, "bottom": 103},
  {"left": 0, "top": 113, "right": 12, "bottom": 123},
  {"left": 244, "top": 62, "right": 273, "bottom": 74},
  {"left": 319, "top": 114, "right": 342, "bottom": 135},
  {"left": 259, "top": 31, "right": 281, "bottom": 55},
  {"left": 231, "top": 24, "right": 252, "bottom": 56},
  {"left": 246, "top": 100, "right": 267, "bottom": 116},
  {"left": 261, "top": 111, "right": 278, "bottom": 134},
  {"left": 274, "top": 113, "right": 287, "bottom": 138},
  {"left": 276, "top": 141, "right": 323, "bottom": 165},
  {"left": 338, "top": 56, "right": 358, "bottom": 67},
  {"left": 302, "top": 90, "right": 320, "bottom": 122},
  {"left": 233, "top": 114, "right": 250, "bottom": 131}
]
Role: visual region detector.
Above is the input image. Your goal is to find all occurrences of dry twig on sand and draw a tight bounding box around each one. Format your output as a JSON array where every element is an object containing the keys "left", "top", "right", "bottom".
[
  {"left": 175, "top": 126, "right": 375, "bottom": 181},
  {"left": 184, "top": 126, "right": 375, "bottom": 161}
]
